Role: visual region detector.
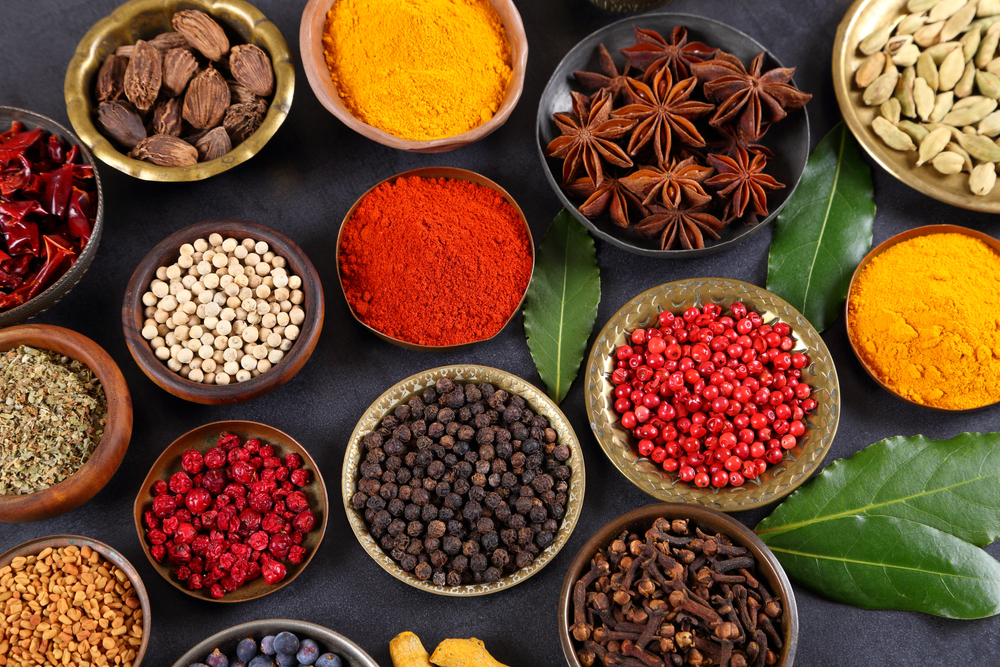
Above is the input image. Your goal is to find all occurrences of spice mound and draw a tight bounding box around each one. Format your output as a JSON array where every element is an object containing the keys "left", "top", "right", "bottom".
[
  {"left": 848, "top": 232, "right": 1000, "bottom": 410},
  {"left": 339, "top": 176, "right": 532, "bottom": 347},
  {"left": 351, "top": 377, "right": 573, "bottom": 587},
  {"left": 0, "top": 544, "right": 144, "bottom": 667},
  {"left": 322, "top": 0, "right": 512, "bottom": 141},
  {"left": 570, "top": 516, "right": 786, "bottom": 667},
  {"left": 0, "top": 345, "right": 107, "bottom": 496},
  {"left": 140, "top": 233, "right": 304, "bottom": 385}
]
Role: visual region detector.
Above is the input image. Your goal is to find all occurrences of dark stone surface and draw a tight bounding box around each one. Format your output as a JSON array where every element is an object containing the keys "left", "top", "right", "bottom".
[{"left": 1, "top": 0, "right": 998, "bottom": 665}]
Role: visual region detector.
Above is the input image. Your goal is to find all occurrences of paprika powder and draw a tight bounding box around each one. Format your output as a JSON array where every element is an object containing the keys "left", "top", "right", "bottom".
[{"left": 338, "top": 175, "right": 532, "bottom": 347}]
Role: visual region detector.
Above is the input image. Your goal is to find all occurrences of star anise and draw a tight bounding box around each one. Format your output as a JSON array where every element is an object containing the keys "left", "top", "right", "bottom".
[
  {"left": 620, "top": 26, "right": 716, "bottom": 82},
  {"left": 566, "top": 171, "right": 648, "bottom": 228},
  {"left": 634, "top": 203, "right": 725, "bottom": 250},
  {"left": 621, "top": 156, "right": 713, "bottom": 209},
  {"left": 709, "top": 123, "right": 774, "bottom": 160},
  {"left": 612, "top": 68, "right": 714, "bottom": 165},
  {"left": 692, "top": 51, "right": 812, "bottom": 141},
  {"left": 545, "top": 90, "right": 636, "bottom": 187},
  {"left": 705, "top": 147, "right": 785, "bottom": 224},
  {"left": 574, "top": 43, "right": 633, "bottom": 104}
]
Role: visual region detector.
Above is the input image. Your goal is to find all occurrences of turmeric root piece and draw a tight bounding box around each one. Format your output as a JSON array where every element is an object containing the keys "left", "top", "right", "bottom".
[
  {"left": 430, "top": 638, "right": 510, "bottom": 667},
  {"left": 390, "top": 631, "right": 434, "bottom": 667}
]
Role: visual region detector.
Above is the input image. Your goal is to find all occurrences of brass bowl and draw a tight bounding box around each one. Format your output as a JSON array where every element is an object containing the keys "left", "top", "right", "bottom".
[
  {"left": 833, "top": 0, "right": 1000, "bottom": 212},
  {"left": 584, "top": 278, "right": 840, "bottom": 512},
  {"left": 846, "top": 224, "right": 1000, "bottom": 412},
  {"left": 342, "top": 365, "right": 586, "bottom": 596},
  {"left": 64, "top": 0, "right": 294, "bottom": 182},
  {"left": 586, "top": 0, "right": 675, "bottom": 11},
  {"left": 335, "top": 167, "right": 534, "bottom": 352}
]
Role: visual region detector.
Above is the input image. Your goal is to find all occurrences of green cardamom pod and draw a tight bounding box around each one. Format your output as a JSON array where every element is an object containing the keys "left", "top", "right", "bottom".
[
  {"left": 915, "top": 21, "right": 946, "bottom": 47},
  {"left": 856, "top": 52, "right": 887, "bottom": 89},
  {"left": 931, "top": 150, "right": 966, "bottom": 173},
  {"left": 976, "top": 27, "right": 1000, "bottom": 67},
  {"left": 938, "top": 47, "right": 966, "bottom": 90},
  {"left": 946, "top": 140, "right": 975, "bottom": 171},
  {"left": 908, "top": 0, "right": 941, "bottom": 11},
  {"left": 977, "top": 109, "right": 1000, "bottom": 135},
  {"left": 930, "top": 0, "right": 968, "bottom": 23},
  {"left": 917, "top": 51, "right": 941, "bottom": 91},
  {"left": 898, "top": 119, "right": 931, "bottom": 142},
  {"left": 954, "top": 59, "right": 977, "bottom": 97},
  {"left": 882, "top": 97, "right": 903, "bottom": 124},
  {"left": 957, "top": 131, "right": 1000, "bottom": 160},
  {"left": 873, "top": 116, "right": 918, "bottom": 151},
  {"left": 915, "top": 76, "right": 937, "bottom": 119},
  {"left": 899, "top": 12, "right": 929, "bottom": 35},
  {"left": 969, "top": 162, "right": 997, "bottom": 195},
  {"left": 931, "top": 91, "right": 956, "bottom": 121},
  {"left": 978, "top": 0, "right": 1000, "bottom": 17},
  {"left": 864, "top": 71, "right": 900, "bottom": 105},
  {"left": 941, "top": 0, "right": 977, "bottom": 42},
  {"left": 917, "top": 126, "right": 954, "bottom": 165}
]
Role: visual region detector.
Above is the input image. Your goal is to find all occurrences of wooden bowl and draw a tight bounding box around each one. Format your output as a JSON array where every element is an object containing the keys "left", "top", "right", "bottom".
[
  {"left": 133, "top": 420, "right": 329, "bottom": 603},
  {"left": 0, "top": 534, "right": 152, "bottom": 667},
  {"left": 558, "top": 503, "right": 798, "bottom": 667},
  {"left": 65, "top": 0, "right": 294, "bottom": 182},
  {"left": 299, "top": 0, "right": 527, "bottom": 152},
  {"left": 122, "top": 219, "right": 324, "bottom": 404},
  {"left": 0, "top": 325, "right": 132, "bottom": 523},
  {"left": 335, "top": 167, "right": 534, "bottom": 351}
]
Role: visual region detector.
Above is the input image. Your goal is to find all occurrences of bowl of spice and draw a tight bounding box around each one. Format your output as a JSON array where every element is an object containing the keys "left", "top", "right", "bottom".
[
  {"left": 123, "top": 220, "right": 324, "bottom": 404},
  {"left": 0, "top": 535, "right": 151, "bottom": 667},
  {"left": 585, "top": 279, "right": 840, "bottom": 512},
  {"left": 847, "top": 224, "right": 1000, "bottom": 411},
  {"left": 134, "top": 421, "right": 328, "bottom": 602},
  {"left": 0, "top": 107, "right": 103, "bottom": 326},
  {"left": 300, "top": 0, "right": 527, "bottom": 152},
  {"left": 559, "top": 503, "right": 798, "bottom": 667},
  {"left": 336, "top": 168, "right": 534, "bottom": 350},
  {"left": 64, "top": 0, "right": 293, "bottom": 181},
  {"left": 344, "top": 365, "right": 585, "bottom": 596},
  {"left": 0, "top": 324, "right": 132, "bottom": 523}
]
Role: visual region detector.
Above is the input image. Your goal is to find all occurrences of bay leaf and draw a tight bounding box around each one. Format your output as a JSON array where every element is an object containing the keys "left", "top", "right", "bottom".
[
  {"left": 766, "top": 123, "right": 875, "bottom": 332},
  {"left": 523, "top": 209, "right": 601, "bottom": 404}
]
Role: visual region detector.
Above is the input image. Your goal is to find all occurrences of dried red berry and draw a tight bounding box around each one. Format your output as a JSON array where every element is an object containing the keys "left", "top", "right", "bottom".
[
  {"left": 261, "top": 512, "right": 283, "bottom": 534},
  {"left": 174, "top": 522, "right": 198, "bottom": 544},
  {"left": 191, "top": 535, "right": 211, "bottom": 556},
  {"left": 248, "top": 530, "right": 270, "bottom": 551},
  {"left": 153, "top": 494, "right": 177, "bottom": 518},
  {"left": 261, "top": 559, "right": 287, "bottom": 585},
  {"left": 286, "top": 491, "right": 309, "bottom": 513},
  {"left": 218, "top": 433, "right": 240, "bottom": 451},
  {"left": 258, "top": 445, "right": 274, "bottom": 458},
  {"left": 187, "top": 573, "right": 203, "bottom": 590},
  {"left": 185, "top": 487, "right": 212, "bottom": 515},
  {"left": 248, "top": 492, "right": 273, "bottom": 513},
  {"left": 167, "top": 542, "right": 191, "bottom": 564},
  {"left": 152, "top": 479, "right": 169, "bottom": 496},
  {"left": 143, "top": 511, "right": 159, "bottom": 529},
  {"left": 287, "top": 545, "right": 306, "bottom": 564},
  {"left": 209, "top": 583, "right": 226, "bottom": 599},
  {"left": 201, "top": 510, "right": 218, "bottom": 530},
  {"left": 283, "top": 453, "right": 302, "bottom": 469},
  {"left": 289, "top": 468, "right": 309, "bottom": 487},
  {"left": 246, "top": 561, "right": 261, "bottom": 581},
  {"left": 223, "top": 483, "right": 247, "bottom": 498},
  {"left": 147, "top": 529, "right": 167, "bottom": 545},
  {"left": 202, "top": 469, "right": 226, "bottom": 495},
  {"left": 181, "top": 449, "right": 204, "bottom": 474},
  {"left": 269, "top": 532, "right": 292, "bottom": 560},
  {"left": 204, "top": 447, "right": 227, "bottom": 469},
  {"left": 227, "top": 447, "right": 250, "bottom": 465},
  {"left": 174, "top": 566, "right": 191, "bottom": 582},
  {"left": 244, "top": 437, "right": 262, "bottom": 453},
  {"left": 274, "top": 466, "right": 289, "bottom": 482},
  {"left": 263, "top": 456, "right": 281, "bottom": 469},
  {"left": 239, "top": 508, "right": 261, "bottom": 533},
  {"left": 151, "top": 544, "right": 166, "bottom": 563},
  {"left": 292, "top": 510, "right": 316, "bottom": 533}
]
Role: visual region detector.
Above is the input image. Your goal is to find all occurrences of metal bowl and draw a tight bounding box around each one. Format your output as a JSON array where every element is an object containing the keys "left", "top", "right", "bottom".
[
  {"left": 584, "top": 278, "right": 840, "bottom": 512},
  {"left": 536, "top": 13, "right": 810, "bottom": 257},
  {"left": 64, "top": 0, "right": 293, "bottom": 181},
  {"left": 343, "top": 365, "right": 586, "bottom": 596},
  {"left": 0, "top": 107, "right": 104, "bottom": 327}
]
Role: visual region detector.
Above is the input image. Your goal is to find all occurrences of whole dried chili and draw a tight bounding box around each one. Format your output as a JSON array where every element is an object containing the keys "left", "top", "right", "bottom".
[{"left": 338, "top": 176, "right": 533, "bottom": 346}]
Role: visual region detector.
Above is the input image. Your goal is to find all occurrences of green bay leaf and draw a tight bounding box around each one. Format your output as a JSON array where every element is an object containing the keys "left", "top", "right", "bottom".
[
  {"left": 523, "top": 209, "right": 601, "bottom": 404},
  {"left": 766, "top": 122, "right": 875, "bottom": 332}
]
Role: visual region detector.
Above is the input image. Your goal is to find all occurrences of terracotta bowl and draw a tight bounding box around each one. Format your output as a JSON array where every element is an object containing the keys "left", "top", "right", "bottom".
[
  {"left": 122, "top": 219, "right": 324, "bottom": 404},
  {"left": 133, "top": 420, "right": 328, "bottom": 603},
  {"left": 65, "top": 0, "right": 294, "bottom": 182},
  {"left": 0, "top": 534, "right": 152, "bottom": 667},
  {"left": 343, "top": 365, "right": 586, "bottom": 596},
  {"left": 170, "top": 619, "right": 379, "bottom": 667},
  {"left": 335, "top": 167, "right": 534, "bottom": 351},
  {"left": 558, "top": 503, "right": 798, "bottom": 667},
  {"left": 0, "top": 325, "right": 132, "bottom": 523},
  {"left": 299, "top": 0, "right": 527, "bottom": 152},
  {"left": 0, "top": 107, "right": 104, "bottom": 327}
]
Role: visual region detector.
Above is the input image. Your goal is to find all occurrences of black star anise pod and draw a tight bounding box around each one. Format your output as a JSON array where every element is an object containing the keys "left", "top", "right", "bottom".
[
  {"left": 565, "top": 171, "right": 648, "bottom": 228},
  {"left": 634, "top": 203, "right": 725, "bottom": 251},
  {"left": 706, "top": 147, "right": 785, "bottom": 224},
  {"left": 621, "top": 156, "right": 713, "bottom": 209},
  {"left": 545, "top": 90, "right": 636, "bottom": 187},
  {"left": 573, "top": 43, "right": 633, "bottom": 104},
  {"left": 620, "top": 26, "right": 716, "bottom": 82},
  {"left": 692, "top": 51, "right": 813, "bottom": 141}
]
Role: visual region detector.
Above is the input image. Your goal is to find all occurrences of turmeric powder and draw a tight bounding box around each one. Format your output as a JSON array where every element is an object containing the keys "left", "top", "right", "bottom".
[
  {"left": 322, "top": 0, "right": 512, "bottom": 141},
  {"left": 848, "top": 232, "right": 1000, "bottom": 410}
]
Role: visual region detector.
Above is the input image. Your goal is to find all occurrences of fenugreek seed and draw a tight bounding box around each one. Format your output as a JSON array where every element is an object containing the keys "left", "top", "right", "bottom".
[
  {"left": 955, "top": 59, "right": 977, "bottom": 97},
  {"left": 969, "top": 161, "right": 998, "bottom": 194},
  {"left": 941, "top": 0, "right": 977, "bottom": 41},
  {"left": 865, "top": 70, "right": 900, "bottom": 105},
  {"left": 932, "top": 150, "right": 966, "bottom": 172},
  {"left": 930, "top": 0, "right": 968, "bottom": 22},
  {"left": 939, "top": 47, "right": 967, "bottom": 90},
  {"left": 977, "top": 109, "right": 1000, "bottom": 134},
  {"left": 918, "top": 126, "right": 954, "bottom": 164},
  {"left": 899, "top": 12, "right": 930, "bottom": 35},
  {"left": 915, "top": 76, "right": 937, "bottom": 118},
  {"left": 958, "top": 130, "right": 1000, "bottom": 159},
  {"left": 917, "top": 50, "right": 941, "bottom": 90},
  {"left": 873, "top": 116, "right": 918, "bottom": 150},
  {"left": 860, "top": 18, "right": 900, "bottom": 55},
  {"left": 926, "top": 40, "right": 962, "bottom": 63},
  {"left": 856, "top": 51, "right": 887, "bottom": 88},
  {"left": 915, "top": 20, "right": 946, "bottom": 46}
]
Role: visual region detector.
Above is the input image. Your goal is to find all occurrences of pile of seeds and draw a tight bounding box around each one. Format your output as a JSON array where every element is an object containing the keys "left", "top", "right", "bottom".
[
  {"left": 351, "top": 378, "right": 573, "bottom": 587},
  {"left": 0, "top": 544, "right": 144, "bottom": 667},
  {"left": 0, "top": 346, "right": 107, "bottom": 496}
]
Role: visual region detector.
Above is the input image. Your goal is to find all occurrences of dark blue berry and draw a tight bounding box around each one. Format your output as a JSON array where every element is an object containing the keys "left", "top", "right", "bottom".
[
  {"left": 237, "top": 638, "right": 257, "bottom": 663},
  {"left": 295, "top": 639, "right": 319, "bottom": 666},
  {"left": 275, "top": 653, "right": 295, "bottom": 667},
  {"left": 315, "top": 654, "right": 341, "bottom": 667},
  {"left": 205, "top": 650, "right": 228, "bottom": 667},
  {"left": 273, "top": 632, "right": 299, "bottom": 656},
  {"left": 260, "top": 636, "right": 277, "bottom": 656},
  {"left": 232, "top": 661, "right": 246, "bottom": 667},
  {"left": 248, "top": 655, "right": 274, "bottom": 667}
]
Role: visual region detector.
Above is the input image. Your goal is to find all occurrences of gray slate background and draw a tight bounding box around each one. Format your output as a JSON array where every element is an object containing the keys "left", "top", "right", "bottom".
[{"left": 2, "top": 0, "right": 999, "bottom": 665}]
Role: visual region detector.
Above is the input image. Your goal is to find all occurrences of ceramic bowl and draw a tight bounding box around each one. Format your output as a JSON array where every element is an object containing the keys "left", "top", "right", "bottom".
[
  {"left": 133, "top": 420, "right": 328, "bottom": 603},
  {"left": 536, "top": 13, "right": 810, "bottom": 257},
  {"left": 584, "top": 278, "right": 840, "bottom": 511},
  {"left": 343, "top": 365, "right": 586, "bottom": 596},
  {"left": 0, "top": 534, "right": 152, "bottom": 667},
  {"left": 0, "top": 325, "right": 132, "bottom": 523},
  {"left": 122, "top": 219, "right": 324, "bottom": 404},
  {"left": 335, "top": 167, "right": 534, "bottom": 351},
  {"left": 170, "top": 619, "right": 379, "bottom": 667},
  {"left": 846, "top": 224, "right": 1000, "bottom": 411},
  {"left": 65, "top": 0, "right": 294, "bottom": 181},
  {"left": 558, "top": 503, "right": 798, "bottom": 667},
  {"left": 299, "top": 0, "right": 527, "bottom": 152},
  {"left": 0, "top": 107, "right": 104, "bottom": 327}
]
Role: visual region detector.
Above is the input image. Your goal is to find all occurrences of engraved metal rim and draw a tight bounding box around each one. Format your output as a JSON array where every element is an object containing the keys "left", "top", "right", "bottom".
[
  {"left": 584, "top": 278, "right": 841, "bottom": 512},
  {"left": 342, "top": 364, "right": 586, "bottom": 596},
  {"left": 833, "top": 0, "right": 1000, "bottom": 213}
]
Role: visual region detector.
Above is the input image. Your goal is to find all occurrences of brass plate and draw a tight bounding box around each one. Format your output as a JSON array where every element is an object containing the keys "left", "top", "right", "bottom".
[
  {"left": 584, "top": 278, "right": 840, "bottom": 512},
  {"left": 833, "top": 0, "right": 1000, "bottom": 212},
  {"left": 342, "top": 365, "right": 586, "bottom": 596}
]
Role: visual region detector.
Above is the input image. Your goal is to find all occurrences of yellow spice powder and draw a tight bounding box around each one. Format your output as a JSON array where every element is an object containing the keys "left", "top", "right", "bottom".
[
  {"left": 847, "top": 232, "right": 1000, "bottom": 410},
  {"left": 323, "top": 0, "right": 513, "bottom": 141}
]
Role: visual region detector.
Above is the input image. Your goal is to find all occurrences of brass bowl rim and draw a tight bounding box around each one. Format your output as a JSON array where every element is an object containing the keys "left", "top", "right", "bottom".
[
  {"left": 341, "top": 364, "right": 586, "bottom": 596},
  {"left": 64, "top": 0, "right": 294, "bottom": 182},
  {"left": 845, "top": 223, "right": 1000, "bottom": 412},
  {"left": 334, "top": 167, "right": 535, "bottom": 352}
]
